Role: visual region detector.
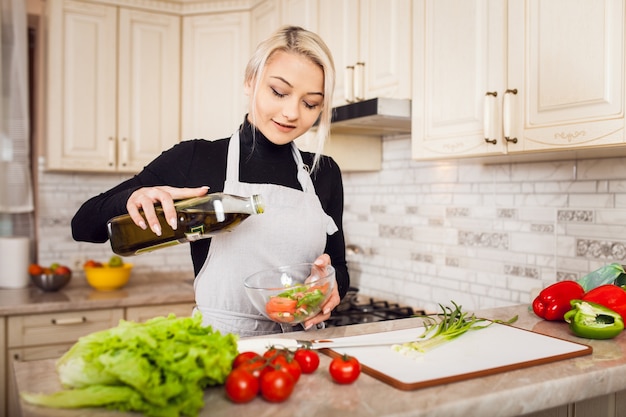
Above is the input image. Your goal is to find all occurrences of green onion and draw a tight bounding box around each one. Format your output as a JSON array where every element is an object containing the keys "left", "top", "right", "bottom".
[{"left": 392, "top": 301, "right": 518, "bottom": 356}]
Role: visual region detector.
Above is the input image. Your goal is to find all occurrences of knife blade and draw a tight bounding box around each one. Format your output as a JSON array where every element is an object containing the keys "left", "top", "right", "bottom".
[{"left": 237, "top": 332, "right": 423, "bottom": 354}]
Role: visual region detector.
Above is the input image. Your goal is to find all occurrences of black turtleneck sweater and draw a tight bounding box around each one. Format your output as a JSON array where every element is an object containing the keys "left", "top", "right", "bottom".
[{"left": 71, "top": 119, "right": 349, "bottom": 298}]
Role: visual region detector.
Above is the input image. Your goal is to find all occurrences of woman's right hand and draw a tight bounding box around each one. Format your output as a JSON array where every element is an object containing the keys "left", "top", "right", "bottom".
[{"left": 126, "top": 186, "right": 209, "bottom": 236}]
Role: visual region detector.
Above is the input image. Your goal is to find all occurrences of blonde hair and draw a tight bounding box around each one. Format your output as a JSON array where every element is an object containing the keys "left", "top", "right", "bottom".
[{"left": 245, "top": 26, "right": 335, "bottom": 171}]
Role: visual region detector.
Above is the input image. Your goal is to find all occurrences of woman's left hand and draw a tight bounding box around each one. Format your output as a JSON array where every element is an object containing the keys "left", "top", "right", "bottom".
[{"left": 303, "top": 254, "right": 340, "bottom": 330}]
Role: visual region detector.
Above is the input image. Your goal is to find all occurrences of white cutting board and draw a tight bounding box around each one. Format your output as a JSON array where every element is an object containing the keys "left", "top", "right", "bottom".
[{"left": 322, "top": 323, "right": 591, "bottom": 390}]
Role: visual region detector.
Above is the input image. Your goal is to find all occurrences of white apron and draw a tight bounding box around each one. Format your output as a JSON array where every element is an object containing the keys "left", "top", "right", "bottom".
[{"left": 194, "top": 132, "right": 338, "bottom": 336}]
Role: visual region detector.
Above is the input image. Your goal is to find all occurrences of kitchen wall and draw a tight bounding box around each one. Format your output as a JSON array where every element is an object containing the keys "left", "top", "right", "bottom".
[
  {"left": 37, "top": 135, "right": 626, "bottom": 311},
  {"left": 36, "top": 164, "right": 196, "bottom": 284}
]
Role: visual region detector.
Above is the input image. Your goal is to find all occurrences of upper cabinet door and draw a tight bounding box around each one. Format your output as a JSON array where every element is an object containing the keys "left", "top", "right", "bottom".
[
  {"left": 412, "top": 0, "right": 507, "bottom": 160},
  {"left": 117, "top": 9, "right": 180, "bottom": 173},
  {"left": 359, "top": 0, "right": 412, "bottom": 101},
  {"left": 251, "top": 0, "right": 280, "bottom": 49},
  {"left": 46, "top": 0, "right": 117, "bottom": 171},
  {"left": 279, "top": 0, "right": 319, "bottom": 30},
  {"left": 181, "top": 12, "right": 251, "bottom": 141},
  {"left": 412, "top": 0, "right": 626, "bottom": 161},
  {"left": 46, "top": 1, "right": 180, "bottom": 173},
  {"left": 317, "top": 0, "right": 411, "bottom": 107},
  {"left": 317, "top": 0, "right": 360, "bottom": 107},
  {"left": 507, "top": 0, "right": 625, "bottom": 152}
]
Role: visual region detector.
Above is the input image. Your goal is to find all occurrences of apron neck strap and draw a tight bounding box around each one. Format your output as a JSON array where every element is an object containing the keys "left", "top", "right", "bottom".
[{"left": 226, "top": 131, "right": 313, "bottom": 193}]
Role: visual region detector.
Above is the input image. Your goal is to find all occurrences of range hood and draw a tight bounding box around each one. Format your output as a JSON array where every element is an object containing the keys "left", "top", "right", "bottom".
[{"left": 329, "top": 98, "right": 411, "bottom": 136}]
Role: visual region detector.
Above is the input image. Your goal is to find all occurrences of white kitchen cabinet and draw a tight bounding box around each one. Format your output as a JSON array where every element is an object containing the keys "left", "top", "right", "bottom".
[
  {"left": 411, "top": 0, "right": 507, "bottom": 159},
  {"left": 251, "top": 0, "right": 320, "bottom": 45},
  {"left": 412, "top": 0, "right": 626, "bottom": 161},
  {"left": 506, "top": 0, "right": 625, "bottom": 154},
  {"left": 279, "top": 0, "right": 319, "bottom": 31},
  {"left": 181, "top": 12, "right": 250, "bottom": 141},
  {"left": 250, "top": 0, "right": 280, "bottom": 49},
  {"left": 249, "top": 0, "right": 412, "bottom": 108},
  {"left": 317, "top": 0, "right": 412, "bottom": 107},
  {"left": 46, "top": 0, "right": 180, "bottom": 172}
]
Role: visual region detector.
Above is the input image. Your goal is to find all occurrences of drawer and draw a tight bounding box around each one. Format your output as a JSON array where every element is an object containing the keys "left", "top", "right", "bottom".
[
  {"left": 125, "top": 303, "right": 194, "bottom": 323},
  {"left": 9, "top": 344, "right": 73, "bottom": 362},
  {"left": 7, "top": 308, "right": 124, "bottom": 348}
]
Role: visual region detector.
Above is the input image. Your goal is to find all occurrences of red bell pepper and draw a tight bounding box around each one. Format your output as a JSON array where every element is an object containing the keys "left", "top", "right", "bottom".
[
  {"left": 581, "top": 284, "right": 626, "bottom": 321},
  {"left": 532, "top": 281, "right": 585, "bottom": 321}
]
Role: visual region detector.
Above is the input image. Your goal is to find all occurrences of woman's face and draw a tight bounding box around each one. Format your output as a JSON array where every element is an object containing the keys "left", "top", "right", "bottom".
[{"left": 246, "top": 50, "right": 324, "bottom": 145}]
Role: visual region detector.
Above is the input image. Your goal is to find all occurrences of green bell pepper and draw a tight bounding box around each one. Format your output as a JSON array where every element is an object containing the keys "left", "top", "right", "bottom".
[{"left": 564, "top": 300, "right": 624, "bottom": 340}]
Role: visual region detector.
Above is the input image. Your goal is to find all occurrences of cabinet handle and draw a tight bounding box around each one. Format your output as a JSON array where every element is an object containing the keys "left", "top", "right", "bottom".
[
  {"left": 503, "top": 89, "right": 518, "bottom": 144},
  {"left": 354, "top": 62, "right": 365, "bottom": 101},
  {"left": 345, "top": 66, "right": 355, "bottom": 103},
  {"left": 120, "top": 137, "right": 129, "bottom": 167},
  {"left": 108, "top": 137, "right": 116, "bottom": 167},
  {"left": 51, "top": 316, "right": 87, "bottom": 325},
  {"left": 484, "top": 91, "right": 498, "bottom": 145}
]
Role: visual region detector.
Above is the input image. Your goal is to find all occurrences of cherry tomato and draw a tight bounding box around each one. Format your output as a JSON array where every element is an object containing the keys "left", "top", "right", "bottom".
[
  {"left": 269, "top": 354, "right": 302, "bottom": 383},
  {"left": 329, "top": 355, "right": 361, "bottom": 384},
  {"left": 293, "top": 348, "right": 320, "bottom": 374},
  {"left": 238, "top": 357, "right": 266, "bottom": 380},
  {"left": 224, "top": 368, "right": 259, "bottom": 403},
  {"left": 262, "top": 347, "right": 287, "bottom": 360},
  {"left": 260, "top": 369, "right": 295, "bottom": 402},
  {"left": 233, "top": 351, "right": 262, "bottom": 369}
]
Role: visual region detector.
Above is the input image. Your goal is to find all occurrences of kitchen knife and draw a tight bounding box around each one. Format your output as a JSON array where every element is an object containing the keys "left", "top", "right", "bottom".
[{"left": 237, "top": 331, "right": 425, "bottom": 354}]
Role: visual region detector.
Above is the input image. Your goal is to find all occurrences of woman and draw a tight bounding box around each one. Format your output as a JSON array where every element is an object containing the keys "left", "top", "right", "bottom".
[{"left": 71, "top": 26, "right": 349, "bottom": 336}]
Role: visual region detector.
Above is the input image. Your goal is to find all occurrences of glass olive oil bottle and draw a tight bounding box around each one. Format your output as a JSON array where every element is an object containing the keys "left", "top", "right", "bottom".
[{"left": 107, "top": 193, "right": 264, "bottom": 256}]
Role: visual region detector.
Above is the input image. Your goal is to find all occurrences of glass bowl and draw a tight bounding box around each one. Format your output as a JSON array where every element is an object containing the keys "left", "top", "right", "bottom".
[{"left": 243, "top": 263, "right": 336, "bottom": 325}]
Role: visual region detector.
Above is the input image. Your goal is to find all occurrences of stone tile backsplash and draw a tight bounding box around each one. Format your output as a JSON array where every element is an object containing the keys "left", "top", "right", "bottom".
[
  {"left": 36, "top": 135, "right": 626, "bottom": 312},
  {"left": 340, "top": 135, "right": 626, "bottom": 313}
]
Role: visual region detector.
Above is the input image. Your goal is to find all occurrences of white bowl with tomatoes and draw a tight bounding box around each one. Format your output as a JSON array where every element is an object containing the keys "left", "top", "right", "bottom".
[{"left": 243, "top": 263, "right": 336, "bottom": 325}]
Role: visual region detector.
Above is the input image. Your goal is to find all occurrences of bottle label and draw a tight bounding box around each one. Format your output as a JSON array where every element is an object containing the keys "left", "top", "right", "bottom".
[{"left": 186, "top": 226, "right": 205, "bottom": 242}]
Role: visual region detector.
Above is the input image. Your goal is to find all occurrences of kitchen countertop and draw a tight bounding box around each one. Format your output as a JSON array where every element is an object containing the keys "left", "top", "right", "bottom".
[
  {"left": 12, "top": 304, "right": 626, "bottom": 417},
  {"left": 0, "top": 274, "right": 195, "bottom": 317}
]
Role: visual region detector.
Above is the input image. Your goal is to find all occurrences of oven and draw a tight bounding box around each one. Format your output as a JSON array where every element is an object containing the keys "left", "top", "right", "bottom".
[{"left": 327, "top": 287, "right": 425, "bottom": 327}]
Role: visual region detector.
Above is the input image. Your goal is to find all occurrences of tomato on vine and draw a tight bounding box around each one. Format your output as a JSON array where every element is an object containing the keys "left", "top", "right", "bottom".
[
  {"left": 293, "top": 348, "right": 320, "bottom": 374},
  {"left": 232, "top": 351, "right": 261, "bottom": 369},
  {"left": 224, "top": 368, "right": 259, "bottom": 403},
  {"left": 260, "top": 369, "right": 295, "bottom": 402}
]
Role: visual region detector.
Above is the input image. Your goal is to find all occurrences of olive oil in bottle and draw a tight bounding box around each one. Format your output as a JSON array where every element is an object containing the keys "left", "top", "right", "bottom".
[{"left": 107, "top": 193, "right": 264, "bottom": 256}]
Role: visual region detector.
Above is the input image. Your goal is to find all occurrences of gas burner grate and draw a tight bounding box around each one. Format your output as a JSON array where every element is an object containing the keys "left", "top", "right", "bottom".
[{"left": 327, "top": 290, "right": 424, "bottom": 327}]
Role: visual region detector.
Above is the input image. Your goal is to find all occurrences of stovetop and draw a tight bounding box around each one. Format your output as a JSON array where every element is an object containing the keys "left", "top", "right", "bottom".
[{"left": 327, "top": 288, "right": 424, "bottom": 327}]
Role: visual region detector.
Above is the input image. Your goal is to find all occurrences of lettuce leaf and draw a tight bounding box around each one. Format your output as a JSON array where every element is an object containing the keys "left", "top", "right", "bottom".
[{"left": 21, "top": 313, "right": 238, "bottom": 417}]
